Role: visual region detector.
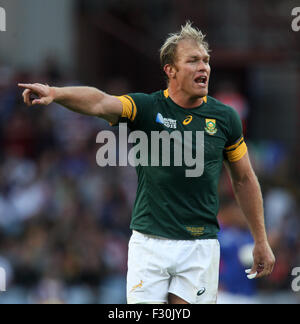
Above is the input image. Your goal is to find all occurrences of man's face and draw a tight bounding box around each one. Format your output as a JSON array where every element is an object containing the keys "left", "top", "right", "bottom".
[{"left": 169, "top": 40, "right": 211, "bottom": 98}]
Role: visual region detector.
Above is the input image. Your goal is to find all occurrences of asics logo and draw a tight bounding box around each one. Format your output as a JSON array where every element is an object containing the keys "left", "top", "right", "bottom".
[
  {"left": 197, "top": 287, "right": 206, "bottom": 296},
  {"left": 183, "top": 115, "right": 193, "bottom": 125}
]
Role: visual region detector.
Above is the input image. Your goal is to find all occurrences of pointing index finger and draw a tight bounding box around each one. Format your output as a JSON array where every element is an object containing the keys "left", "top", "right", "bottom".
[
  {"left": 18, "top": 83, "right": 44, "bottom": 94},
  {"left": 18, "top": 83, "right": 31, "bottom": 88},
  {"left": 18, "top": 83, "right": 39, "bottom": 90}
]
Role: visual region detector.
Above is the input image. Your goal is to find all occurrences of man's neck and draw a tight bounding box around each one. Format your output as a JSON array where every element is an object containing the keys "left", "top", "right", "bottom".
[{"left": 167, "top": 86, "right": 204, "bottom": 108}]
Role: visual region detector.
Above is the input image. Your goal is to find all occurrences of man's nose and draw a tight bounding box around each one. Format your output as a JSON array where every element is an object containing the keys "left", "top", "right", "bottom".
[{"left": 197, "top": 61, "right": 208, "bottom": 72}]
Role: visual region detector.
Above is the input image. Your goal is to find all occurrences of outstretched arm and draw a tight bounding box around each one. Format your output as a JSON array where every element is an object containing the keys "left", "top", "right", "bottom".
[
  {"left": 18, "top": 83, "right": 123, "bottom": 125},
  {"left": 224, "top": 152, "right": 275, "bottom": 279}
]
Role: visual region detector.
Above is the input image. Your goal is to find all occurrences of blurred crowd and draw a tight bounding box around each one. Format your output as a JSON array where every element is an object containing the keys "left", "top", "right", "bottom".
[
  {"left": 0, "top": 62, "right": 135, "bottom": 303},
  {"left": 0, "top": 60, "right": 299, "bottom": 304}
]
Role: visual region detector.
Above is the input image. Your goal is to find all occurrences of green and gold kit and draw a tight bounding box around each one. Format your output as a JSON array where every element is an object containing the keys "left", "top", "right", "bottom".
[{"left": 115, "top": 89, "right": 247, "bottom": 240}]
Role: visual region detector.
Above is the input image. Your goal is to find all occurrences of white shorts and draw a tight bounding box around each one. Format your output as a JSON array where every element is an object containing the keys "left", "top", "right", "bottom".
[{"left": 127, "top": 230, "right": 220, "bottom": 304}]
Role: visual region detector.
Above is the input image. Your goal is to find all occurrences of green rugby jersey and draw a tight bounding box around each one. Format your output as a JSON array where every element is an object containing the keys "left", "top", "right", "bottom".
[{"left": 115, "top": 89, "right": 247, "bottom": 240}]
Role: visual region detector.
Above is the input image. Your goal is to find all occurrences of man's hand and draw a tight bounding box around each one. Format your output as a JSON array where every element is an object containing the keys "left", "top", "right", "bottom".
[
  {"left": 18, "top": 83, "right": 55, "bottom": 106},
  {"left": 246, "top": 241, "right": 275, "bottom": 279},
  {"left": 18, "top": 83, "right": 122, "bottom": 123}
]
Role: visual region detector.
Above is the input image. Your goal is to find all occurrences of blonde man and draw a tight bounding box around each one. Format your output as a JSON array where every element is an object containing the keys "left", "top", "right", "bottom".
[{"left": 19, "top": 22, "right": 275, "bottom": 304}]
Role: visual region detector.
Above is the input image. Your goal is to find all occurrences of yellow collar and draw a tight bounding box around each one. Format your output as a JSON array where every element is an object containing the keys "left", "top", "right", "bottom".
[{"left": 164, "top": 89, "right": 207, "bottom": 103}]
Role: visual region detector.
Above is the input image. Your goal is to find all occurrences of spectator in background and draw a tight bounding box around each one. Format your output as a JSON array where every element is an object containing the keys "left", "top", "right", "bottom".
[
  {"left": 262, "top": 183, "right": 300, "bottom": 291},
  {"left": 0, "top": 63, "right": 133, "bottom": 304},
  {"left": 214, "top": 80, "right": 249, "bottom": 134},
  {"left": 217, "top": 198, "right": 258, "bottom": 304}
]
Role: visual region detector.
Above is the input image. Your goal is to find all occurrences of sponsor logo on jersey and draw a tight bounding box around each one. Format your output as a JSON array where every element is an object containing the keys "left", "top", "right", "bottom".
[
  {"left": 156, "top": 113, "right": 177, "bottom": 129},
  {"left": 183, "top": 115, "right": 193, "bottom": 125},
  {"left": 205, "top": 119, "right": 217, "bottom": 135}
]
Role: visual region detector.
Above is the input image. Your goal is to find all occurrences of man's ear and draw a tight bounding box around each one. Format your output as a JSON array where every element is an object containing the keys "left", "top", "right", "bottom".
[{"left": 164, "top": 64, "right": 176, "bottom": 80}]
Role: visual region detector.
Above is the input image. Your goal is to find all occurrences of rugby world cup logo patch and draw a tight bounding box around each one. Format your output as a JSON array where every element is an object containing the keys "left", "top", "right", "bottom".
[
  {"left": 156, "top": 113, "right": 177, "bottom": 129},
  {"left": 205, "top": 119, "right": 217, "bottom": 135}
]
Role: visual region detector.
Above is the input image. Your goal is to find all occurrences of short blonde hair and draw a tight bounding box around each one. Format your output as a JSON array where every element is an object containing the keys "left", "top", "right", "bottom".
[{"left": 160, "top": 21, "right": 209, "bottom": 68}]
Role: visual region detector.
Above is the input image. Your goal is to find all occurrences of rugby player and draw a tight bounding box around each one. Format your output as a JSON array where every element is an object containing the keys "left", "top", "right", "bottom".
[{"left": 18, "top": 22, "right": 275, "bottom": 304}]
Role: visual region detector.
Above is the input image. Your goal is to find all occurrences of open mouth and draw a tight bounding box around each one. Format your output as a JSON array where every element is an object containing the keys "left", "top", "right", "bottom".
[{"left": 194, "top": 76, "right": 208, "bottom": 87}]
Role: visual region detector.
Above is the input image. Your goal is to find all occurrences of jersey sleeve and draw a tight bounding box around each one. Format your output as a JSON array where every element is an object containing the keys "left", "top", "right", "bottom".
[
  {"left": 224, "top": 108, "right": 248, "bottom": 162},
  {"left": 114, "top": 93, "right": 151, "bottom": 130}
]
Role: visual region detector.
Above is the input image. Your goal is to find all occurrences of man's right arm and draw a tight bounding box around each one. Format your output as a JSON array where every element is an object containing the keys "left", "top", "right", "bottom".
[{"left": 18, "top": 83, "right": 123, "bottom": 125}]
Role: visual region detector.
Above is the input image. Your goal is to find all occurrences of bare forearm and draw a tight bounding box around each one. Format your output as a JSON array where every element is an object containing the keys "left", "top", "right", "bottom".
[
  {"left": 226, "top": 154, "right": 275, "bottom": 277},
  {"left": 52, "top": 86, "right": 105, "bottom": 116},
  {"left": 19, "top": 82, "right": 123, "bottom": 126},
  {"left": 232, "top": 174, "right": 267, "bottom": 243}
]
